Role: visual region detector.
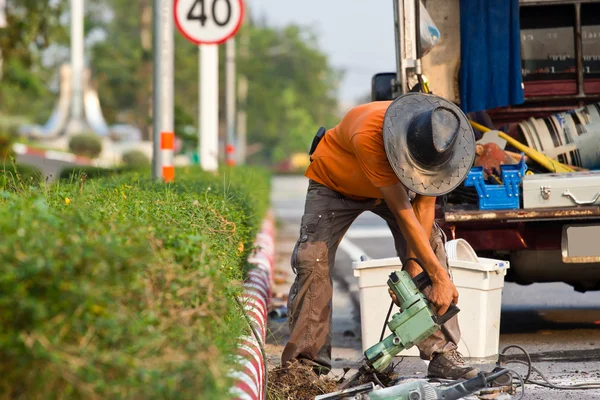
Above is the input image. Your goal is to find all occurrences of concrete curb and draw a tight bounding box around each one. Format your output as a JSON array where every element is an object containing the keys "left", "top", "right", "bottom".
[
  {"left": 229, "top": 212, "right": 275, "bottom": 400},
  {"left": 12, "top": 143, "right": 93, "bottom": 165}
]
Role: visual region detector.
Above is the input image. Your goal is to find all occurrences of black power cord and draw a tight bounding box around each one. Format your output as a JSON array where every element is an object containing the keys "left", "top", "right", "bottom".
[
  {"left": 498, "top": 344, "right": 600, "bottom": 391},
  {"left": 380, "top": 300, "right": 395, "bottom": 342}
]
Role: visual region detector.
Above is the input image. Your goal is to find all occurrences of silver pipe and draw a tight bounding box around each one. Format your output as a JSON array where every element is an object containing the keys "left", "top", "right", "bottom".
[
  {"left": 70, "top": 0, "right": 84, "bottom": 120},
  {"left": 226, "top": 38, "right": 236, "bottom": 165},
  {"left": 152, "top": 0, "right": 174, "bottom": 180}
]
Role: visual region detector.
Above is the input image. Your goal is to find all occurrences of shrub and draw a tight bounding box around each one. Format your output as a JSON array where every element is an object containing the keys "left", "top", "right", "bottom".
[
  {"left": 0, "top": 133, "right": 14, "bottom": 160},
  {"left": 122, "top": 149, "right": 150, "bottom": 168},
  {"left": 68, "top": 133, "right": 103, "bottom": 158},
  {"left": 59, "top": 165, "right": 135, "bottom": 181},
  {"left": 0, "top": 166, "right": 271, "bottom": 399}
]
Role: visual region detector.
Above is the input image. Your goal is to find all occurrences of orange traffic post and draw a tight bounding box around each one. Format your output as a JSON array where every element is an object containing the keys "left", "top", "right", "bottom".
[{"left": 160, "top": 131, "right": 175, "bottom": 182}]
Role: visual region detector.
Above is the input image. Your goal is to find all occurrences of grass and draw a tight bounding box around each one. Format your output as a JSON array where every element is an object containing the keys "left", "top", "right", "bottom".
[
  {"left": 0, "top": 160, "right": 44, "bottom": 190},
  {"left": 0, "top": 164, "right": 271, "bottom": 399}
]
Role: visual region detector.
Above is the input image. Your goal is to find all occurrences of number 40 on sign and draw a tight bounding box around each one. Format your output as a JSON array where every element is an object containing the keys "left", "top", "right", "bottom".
[{"left": 174, "top": 0, "right": 244, "bottom": 45}]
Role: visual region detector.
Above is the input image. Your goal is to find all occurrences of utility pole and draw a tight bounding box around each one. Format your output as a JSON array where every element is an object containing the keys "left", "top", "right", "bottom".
[
  {"left": 0, "top": 0, "right": 5, "bottom": 28},
  {"left": 152, "top": 0, "right": 175, "bottom": 181},
  {"left": 174, "top": 0, "right": 244, "bottom": 172},
  {"left": 199, "top": 44, "right": 219, "bottom": 172},
  {"left": 225, "top": 38, "right": 236, "bottom": 166},
  {"left": 70, "top": 0, "right": 84, "bottom": 121},
  {"left": 0, "top": 0, "right": 5, "bottom": 81},
  {"left": 236, "top": 25, "right": 250, "bottom": 165}
]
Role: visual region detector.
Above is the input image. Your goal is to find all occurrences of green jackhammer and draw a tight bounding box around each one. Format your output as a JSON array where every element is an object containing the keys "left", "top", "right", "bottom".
[{"left": 339, "top": 268, "right": 460, "bottom": 390}]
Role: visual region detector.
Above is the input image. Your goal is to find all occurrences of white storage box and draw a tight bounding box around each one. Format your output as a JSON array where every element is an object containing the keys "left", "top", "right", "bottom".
[
  {"left": 353, "top": 257, "right": 420, "bottom": 357},
  {"left": 523, "top": 171, "right": 600, "bottom": 209},
  {"left": 353, "top": 241, "right": 509, "bottom": 361}
]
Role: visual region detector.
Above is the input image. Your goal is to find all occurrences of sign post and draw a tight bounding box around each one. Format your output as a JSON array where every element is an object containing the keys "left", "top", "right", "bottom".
[
  {"left": 0, "top": 0, "right": 6, "bottom": 28},
  {"left": 174, "top": 0, "right": 245, "bottom": 172},
  {"left": 153, "top": 0, "right": 175, "bottom": 182}
]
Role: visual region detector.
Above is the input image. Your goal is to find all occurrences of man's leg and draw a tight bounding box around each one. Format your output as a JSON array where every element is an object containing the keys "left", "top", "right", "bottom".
[
  {"left": 282, "top": 180, "right": 369, "bottom": 373},
  {"left": 371, "top": 203, "right": 478, "bottom": 379}
]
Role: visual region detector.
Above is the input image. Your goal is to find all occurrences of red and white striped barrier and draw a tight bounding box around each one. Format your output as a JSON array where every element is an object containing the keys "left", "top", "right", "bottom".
[
  {"left": 12, "top": 143, "right": 93, "bottom": 165},
  {"left": 160, "top": 131, "right": 175, "bottom": 183},
  {"left": 229, "top": 212, "right": 275, "bottom": 400}
]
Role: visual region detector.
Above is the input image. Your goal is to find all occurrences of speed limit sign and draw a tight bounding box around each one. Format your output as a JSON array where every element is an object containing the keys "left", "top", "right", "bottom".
[{"left": 174, "top": 0, "right": 245, "bottom": 45}]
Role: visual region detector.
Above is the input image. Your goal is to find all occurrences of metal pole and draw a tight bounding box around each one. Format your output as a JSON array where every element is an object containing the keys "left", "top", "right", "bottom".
[
  {"left": 237, "top": 25, "right": 249, "bottom": 165},
  {"left": 393, "top": 0, "right": 403, "bottom": 96},
  {"left": 237, "top": 77, "right": 248, "bottom": 164},
  {"left": 0, "top": 0, "right": 6, "bottom": 80},
  {"left": 152, "top": 0, "right": 174, "bottom": 181},
  {"left": 397, "top": 0, "right": 408, "bottom": 95},
  {"left": 225, "top": 38, "right": 237, "bottom": 166},
  {"left": 70, "top": 0, "right": 84, "bottom": 121},
  {"left": 414, "top": 0, "right": 425, "bottom": 91},
  {"left": 0, "top": 0, "right": 6, "bottom": 29},
  {"left": 574, "top": 3, "right": 585, "bottom": 97},
  {"left": 199, "top": 44, "right": 219, "bottom": 172}
]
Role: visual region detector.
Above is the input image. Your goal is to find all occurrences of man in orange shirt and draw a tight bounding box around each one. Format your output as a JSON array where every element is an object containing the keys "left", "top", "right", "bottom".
[{"left": 282, "top": 92, "right": 478, "bottom": 380}]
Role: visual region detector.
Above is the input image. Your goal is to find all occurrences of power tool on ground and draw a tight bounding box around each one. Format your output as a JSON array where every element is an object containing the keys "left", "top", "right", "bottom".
[
  {"left": 317, "top": 369, "right": 512, "bottom": 400},
  {"left": 339, "top": 267, "right": 460, "bottom": 390}
]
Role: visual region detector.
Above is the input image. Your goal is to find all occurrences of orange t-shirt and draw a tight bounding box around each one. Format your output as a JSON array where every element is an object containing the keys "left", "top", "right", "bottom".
[{"left": 305, "top": 101, "right": 400, "bottom": 200}]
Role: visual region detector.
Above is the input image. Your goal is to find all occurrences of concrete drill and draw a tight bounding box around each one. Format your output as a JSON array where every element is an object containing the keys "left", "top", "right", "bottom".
[{"left": 339, "top": 268, "right": 460, "bottom": 390}]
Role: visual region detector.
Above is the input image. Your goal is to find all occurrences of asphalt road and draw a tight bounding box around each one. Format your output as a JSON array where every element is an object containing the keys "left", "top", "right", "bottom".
[{"left": 269, "top": 175, "right": 600, "bottom": 400}]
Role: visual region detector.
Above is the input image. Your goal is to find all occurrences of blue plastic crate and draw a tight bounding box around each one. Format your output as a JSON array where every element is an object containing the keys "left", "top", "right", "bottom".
[{"left": 464, "top": 156, "right": 528, "bottom": 210}]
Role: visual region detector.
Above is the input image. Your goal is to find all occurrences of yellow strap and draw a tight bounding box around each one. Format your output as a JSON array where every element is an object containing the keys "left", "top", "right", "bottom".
[{"left": 468, "top": 120, "right": 574, "bottom": 173}]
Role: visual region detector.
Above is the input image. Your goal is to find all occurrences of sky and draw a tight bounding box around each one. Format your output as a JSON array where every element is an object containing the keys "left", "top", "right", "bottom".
[{"left": 247, "top": 0, "right": 397, "bottom": 108}]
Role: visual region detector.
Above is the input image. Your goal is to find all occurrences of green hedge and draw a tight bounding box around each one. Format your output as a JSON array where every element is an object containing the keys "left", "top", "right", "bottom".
[
  {"left": 68, "top": 133, "right": 103, "bottom": 158},
  {"left": 0, "top": 166, "right": 271, "bottom": 399},
  {"left": 122, "top": 150, "right": 151, "bottom": 168},
  {"left": 59, "top": 166, "right": 138, "bottom": 181}
]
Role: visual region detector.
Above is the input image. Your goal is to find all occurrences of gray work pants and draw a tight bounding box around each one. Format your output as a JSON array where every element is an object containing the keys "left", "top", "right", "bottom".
[{"left": 281, "top": 180, "right": 461, "bottom": 372}]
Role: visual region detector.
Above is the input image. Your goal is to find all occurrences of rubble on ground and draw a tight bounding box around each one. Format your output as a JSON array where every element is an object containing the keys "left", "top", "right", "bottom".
[{"left": 267, "top": 361, "right": 338, "bottom": 400}]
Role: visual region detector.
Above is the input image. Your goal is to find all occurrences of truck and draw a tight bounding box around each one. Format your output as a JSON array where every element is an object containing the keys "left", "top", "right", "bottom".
[{"left": 373, "top": 0, "right": 600, "bottom": 292}]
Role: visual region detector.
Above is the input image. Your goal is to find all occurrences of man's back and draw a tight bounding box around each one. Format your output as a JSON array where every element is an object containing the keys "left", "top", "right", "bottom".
[{"left": 305, "top": 101, "right": 400, "bottom": 199}]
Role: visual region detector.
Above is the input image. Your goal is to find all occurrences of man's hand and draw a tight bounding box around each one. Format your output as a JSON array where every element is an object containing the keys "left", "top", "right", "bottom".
[
  {"left": 387, "top": 269, "right": 459, "bottom": 315},
  {"left": 429, "top": 275, "right": 459, "bottom": 316}
]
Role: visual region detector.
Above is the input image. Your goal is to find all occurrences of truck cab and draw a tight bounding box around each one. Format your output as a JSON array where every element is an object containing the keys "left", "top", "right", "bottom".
[{"left": 373, "top": 0, "right": 600, "bottom": 292}]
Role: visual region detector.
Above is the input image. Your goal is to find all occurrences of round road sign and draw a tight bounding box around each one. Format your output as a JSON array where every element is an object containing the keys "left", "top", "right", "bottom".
[{"left": 174, "top": 0, "right": 244, "bottom": 45}]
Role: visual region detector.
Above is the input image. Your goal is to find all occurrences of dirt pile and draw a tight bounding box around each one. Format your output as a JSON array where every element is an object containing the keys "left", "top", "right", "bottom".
[{"left": 267, "top": 361, "right": 338, "bottom": 400}]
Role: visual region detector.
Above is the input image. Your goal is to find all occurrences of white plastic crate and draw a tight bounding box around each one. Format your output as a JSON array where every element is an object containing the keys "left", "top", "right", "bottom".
[{"left": 352, "top": 240, "right": 509, "bottom": 361}]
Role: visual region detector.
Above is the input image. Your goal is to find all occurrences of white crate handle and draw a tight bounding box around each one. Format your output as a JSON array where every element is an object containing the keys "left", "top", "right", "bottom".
[{"left": 562, "top": 189, "right": 600, "bottom": 206}]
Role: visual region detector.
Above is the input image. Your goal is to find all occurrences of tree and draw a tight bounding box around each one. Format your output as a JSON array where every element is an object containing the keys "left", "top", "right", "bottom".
[
  {"left": 236, "top": 21, "right": 343, "bottom": 164},
  {"left": 1, "top": 0, "right": 342, "bottom": 166},
  {"left": 0, "top": 0, "right": 68, "bottom": 68},
  {"left": 0, "top": 0, "right": 69, "bottom": 123},
  {"left": 87, "top": 0, "right": 153, "bottom": 140}
]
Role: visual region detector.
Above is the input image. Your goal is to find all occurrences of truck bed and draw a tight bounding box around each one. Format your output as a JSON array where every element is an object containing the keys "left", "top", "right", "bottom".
[{"left": 443, "top": 204, "right": 600, "bottom": 223}]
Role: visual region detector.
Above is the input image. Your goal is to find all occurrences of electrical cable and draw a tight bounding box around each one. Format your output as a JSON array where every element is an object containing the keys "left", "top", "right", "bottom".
[
  {"left": 380, "top": 300, "right": 395, "bottom": 342},
  {"left": 505, "top": 368, "right": 526, "bottom": 400},
  {"left": 235, "top": 296, "right": 268, "bottom": 400},
  {"left": 511, "top": 360, "right": 600, "bottom": 390},
  {"left": 499, "top": 344, "right": 600, "bottom": 391},
  {"left": 371, "top": 372, "right": 387, "bottom": 389},
  {"left": 499, "top": 344, "right": 532, "bottom": 383}
]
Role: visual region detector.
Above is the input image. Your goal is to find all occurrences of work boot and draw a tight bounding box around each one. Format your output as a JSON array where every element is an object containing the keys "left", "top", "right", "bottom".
[{"left": 427, "top": 350, "right": 479, "bottom": 380}]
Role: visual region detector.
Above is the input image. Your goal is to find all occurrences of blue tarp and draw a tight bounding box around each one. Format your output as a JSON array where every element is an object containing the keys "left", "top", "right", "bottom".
[{"left": 459, "top": 0, "right": 525, "bottom": 113}]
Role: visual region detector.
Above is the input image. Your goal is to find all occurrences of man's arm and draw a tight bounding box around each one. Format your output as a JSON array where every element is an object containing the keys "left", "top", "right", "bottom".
[
  {"left": 379, "top": 183, "right": 458, "bottom": 315},
  {"left": 404, "top": 194, "right": 436, "bottom": 277}
]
